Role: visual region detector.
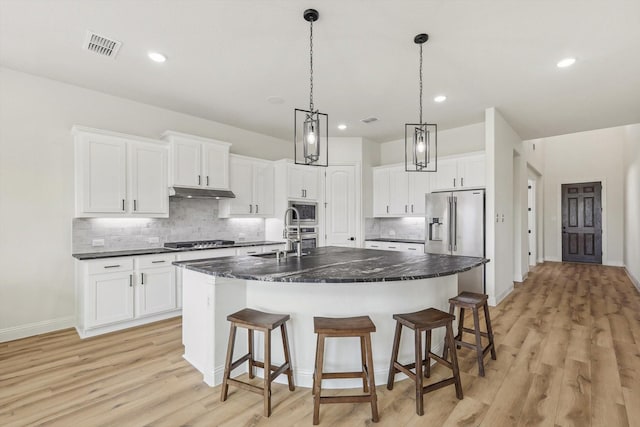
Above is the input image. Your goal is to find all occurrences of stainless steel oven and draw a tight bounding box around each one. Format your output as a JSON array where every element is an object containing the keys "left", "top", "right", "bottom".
[
  {"left": 299, "top": 226, "right": 318, "bottom": 249},
  {"left": 288, "top": 201, "right": 318, "bottom": 225}
]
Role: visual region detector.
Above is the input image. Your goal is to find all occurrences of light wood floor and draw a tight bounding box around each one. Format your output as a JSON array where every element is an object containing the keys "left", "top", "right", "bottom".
[{"left": 2, "top": 262, "right": 639, "bottom": 426}]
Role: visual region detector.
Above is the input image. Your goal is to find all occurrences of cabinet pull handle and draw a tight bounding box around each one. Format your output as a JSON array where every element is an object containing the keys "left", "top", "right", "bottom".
[
  {"left": 461, "top": 177, "right": 464, "bottom": 187},
  {"left": 405, "top": 205, "right": 408, "bottom": 213},
  {"left": 198, "top": 175, "right": 201, "bottom": 185},
  {"left": 386, "top": 205, "right": 389, "bottom": 214},
  {"left": 249, "top": 204, "right": 253, "bottom": 213},
  {"left": 140, "top": 273, "right": 144, "bottom": 285},
  {"left": 408, "top": 248, "right": 417, "bottom": 251},
  {"left": 256, "top": 204, "right": 259, "bottom": 214},
  {"left": 133, "top": 199, "right": 137, "bottom": 211},
  {"left": 411, "top": 204, "right": 414, "bottom": 213},
  {"left": 151, "top": 260, "right": 166, "bottom": 264},
  {"left": 206, "top": 176, "right": 209, "bottom": 186},
  {"left": 122, "top": 199, "right": 125, "bottom": 211},
  {"left": 301, "top": 189, "right": 304, "bottom": 198},
  {"left": 129, "top": 274, "right": 133, "bottom": 287},
  {"left": 389, "top": 246, "right": 397, "bottom": 249},
  {"left": 104, "top": 264, "right": 121, "bottom": 269},
  {"left": 453, "top": 178, "right": 456, "bottom": 187}
]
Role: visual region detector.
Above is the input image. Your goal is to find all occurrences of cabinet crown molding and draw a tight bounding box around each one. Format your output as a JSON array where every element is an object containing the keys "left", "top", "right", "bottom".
[
  {"left": 161, "top": 130, "right": 232, "bottom": 146},
  {"left": 71, "top": 125, "right": 166, "bottom": 146}
]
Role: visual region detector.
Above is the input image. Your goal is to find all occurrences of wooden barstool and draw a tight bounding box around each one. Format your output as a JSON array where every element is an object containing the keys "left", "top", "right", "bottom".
[
  {"left": 445, "top": 292, "right": 497, "bottom": 376},
  {"left": 220, "top": 308, "right": 295, "bottom": 417},
  {"left": 312, "top": 316, "right": 379, "bottom": 425},
  {"left": 387, "top": 307, "right": 463, "bottom": 416}
]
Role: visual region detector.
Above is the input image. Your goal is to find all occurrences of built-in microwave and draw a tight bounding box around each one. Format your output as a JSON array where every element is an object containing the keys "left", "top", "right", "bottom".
[{"left": 288, "top": 201, "right": 318, "bottom": 225}]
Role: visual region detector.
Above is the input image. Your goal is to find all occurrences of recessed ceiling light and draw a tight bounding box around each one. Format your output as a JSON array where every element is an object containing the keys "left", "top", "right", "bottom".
[
  {"left": 148, "top": 51, "right": 167, "bottom": 63},
  {"left": 557, "top": 57, "right": 576, "bottom": 68},
  {"left": 434, "top": 95, "right": 447, "bottom": 103},
  {"left": 266, "top": 96, "right": 285, "bottom": 105},
  {"left": 337, "top": 124, "right": 347, "bottom": 130}
]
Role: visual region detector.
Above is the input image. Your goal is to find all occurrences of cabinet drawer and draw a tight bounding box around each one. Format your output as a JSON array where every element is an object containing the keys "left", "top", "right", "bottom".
[
  {"left": 87, "top": 258, "right": 134, "bottom": 274},
  {"left": 176, "top": 248, "right": 237, "bottom": 261},
  {"left": 365, "top": 241, "right": 383, "bottom": 249},
  {"left": 402, "top": 243, "right": 425, "bottom": 253},
  {"left": 136, "top": 254, "right": 176, "bottom": 269},
  {"left": 236, "top": 246, "right": 263, "bottom": 255},
  {"left": 263, "top": 244, "right": 287, "bottom": 253}
]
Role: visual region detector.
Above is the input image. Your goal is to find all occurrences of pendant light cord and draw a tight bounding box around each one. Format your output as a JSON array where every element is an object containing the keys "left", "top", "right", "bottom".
[
  {"left": 309, "top": 18, "right": 314, "bottom": 113},
  {"left": 419, "top": 42, "right": 423, "bottom": 124}
]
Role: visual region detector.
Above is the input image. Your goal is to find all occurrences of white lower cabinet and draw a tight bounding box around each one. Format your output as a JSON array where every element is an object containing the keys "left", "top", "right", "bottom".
[
  {"left": 364, "top": 241, "right": 425, "bottom": 253},
  {"left": 77, "top": 253, "right": 178, "bottom": 338}
]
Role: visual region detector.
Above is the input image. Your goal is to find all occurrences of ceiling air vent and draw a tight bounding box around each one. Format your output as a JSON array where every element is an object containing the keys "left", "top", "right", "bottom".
[
  {"left": 360, "top": 117, "right": 379, "bottom": 124},
  {"left": 83, "top": 31, "right": 122, "bottom": 58}
]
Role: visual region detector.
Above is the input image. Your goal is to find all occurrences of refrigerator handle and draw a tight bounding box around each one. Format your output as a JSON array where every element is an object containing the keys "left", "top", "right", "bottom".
[
  {"left": 447, "top": 196, "right": 453, "bottom": 252},
  {"left": 453, "top": 196, "right": 458, "bottom": 251}
]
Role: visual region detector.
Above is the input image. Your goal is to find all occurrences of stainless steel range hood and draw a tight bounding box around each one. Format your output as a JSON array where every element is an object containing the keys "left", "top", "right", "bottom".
[{"left": 169, "top": 186, "right": 236, "bottom": 199}]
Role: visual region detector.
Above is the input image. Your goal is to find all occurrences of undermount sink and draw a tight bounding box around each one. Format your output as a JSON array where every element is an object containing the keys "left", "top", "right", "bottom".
[{"left": 251, "top": 250, "right": 310, "bottom": 259}]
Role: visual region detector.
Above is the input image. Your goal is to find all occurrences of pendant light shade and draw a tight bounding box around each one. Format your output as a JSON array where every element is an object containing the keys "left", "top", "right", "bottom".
[
  {"left": 294, "top": 8, "right": 328, "bottom": 167},
  {"left": 405, "top": 33, "right": 437, "bottom": 172}
]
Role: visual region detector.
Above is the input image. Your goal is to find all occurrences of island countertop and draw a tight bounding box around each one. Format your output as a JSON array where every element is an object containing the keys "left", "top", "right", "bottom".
[{"left": 173, "top": 246, "right": 488, "bottom": 283}]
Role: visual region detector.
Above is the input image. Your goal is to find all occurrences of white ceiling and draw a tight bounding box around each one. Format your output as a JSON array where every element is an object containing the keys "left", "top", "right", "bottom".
[{"left": 1, "top": 0, "right": 639, "bottom": 143}]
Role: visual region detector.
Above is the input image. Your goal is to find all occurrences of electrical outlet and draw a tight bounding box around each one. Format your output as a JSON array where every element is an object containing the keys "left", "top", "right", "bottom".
[
  {"left": 147, "top": 237, "right": 160, "bottom": 244},
  {"left": 92, "top": 239, "right": 105, "bottom": 247}
]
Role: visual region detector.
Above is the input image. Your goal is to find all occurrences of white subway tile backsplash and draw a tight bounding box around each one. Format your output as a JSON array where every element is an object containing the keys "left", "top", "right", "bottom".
[{"left": 365, "top": 217, "right": 425, "bottom": 241}]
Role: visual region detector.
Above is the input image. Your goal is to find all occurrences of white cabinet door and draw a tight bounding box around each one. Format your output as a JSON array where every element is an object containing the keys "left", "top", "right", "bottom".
[
  {"left": 235, "top": 246, "right": 263, "bottom": 255},
  {"left": 136, "top": 266, "right": 176, "bottom": 317},
  {"left": 172, "top": 139, "right": 202, "bottom": 187},
  {"left": 459, "top": 154, "right": 485, "bottom": 188},
  {"left": 253, "top": 162, "right": 274, "bottom": 215},
  {"left": 408, "top": 172, "right": 429, "bottom": 215},
  {"left": 325, "top": 165, "right": 357, "bottom": 247},
  {"left": 389, "top": 168, "right": 409, "bottom": 215},
  {"left": 129, "top": 142, "right": 168, "bottom": 215},
  {"left": 228, "top": 156, "right": 254, "bottom": 215},
  {"left": 434, "top": 159, "right": 458, "bottom": 191},
  {"left": 203, "top": 142, "right": 229, "bottom": 189},
  {"left": 86, "top": 271, "right": 134, "bottom": 328},
  {"left": 80, "top": 135, "right": 127, "bottom": 213},
  {"left": 373, "top": 168, "right": 390, "bottom": 216},
  {"left": 288, "top": 165, "right": 304, "bottom": 199},
  {"left": 302, "top": 167, "right": 319, "bottom": 201}
]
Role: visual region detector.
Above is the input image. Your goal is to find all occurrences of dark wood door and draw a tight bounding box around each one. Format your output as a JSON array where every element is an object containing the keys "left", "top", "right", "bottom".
[{"left": 562, "top": 182, "right": 602, "bottom": 263}]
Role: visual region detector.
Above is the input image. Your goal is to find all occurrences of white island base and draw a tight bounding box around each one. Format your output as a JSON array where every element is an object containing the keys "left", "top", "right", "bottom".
[{"left": 181, "top": 268, "right": 459, "bottom": 389}]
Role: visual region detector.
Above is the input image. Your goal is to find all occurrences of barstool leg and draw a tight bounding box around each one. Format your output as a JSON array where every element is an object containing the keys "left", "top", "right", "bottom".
[
  {"left": 360, "top": 336, "right": 369, "bottom": 393},
  {"left": 387, "top": 321, "right": 402, "bottom": 390},
  {"left": 424, "top": 330, "right": 432, "bottom": 378},
  {"left": 248, "top": 329, "right": 255, "bottom": 379},
  {"left": 263, "top": 330, "right": 272, "bottom": 417},
  {"left": 221, "top": 324, "right": 237, "bottom": 402},
  {"left": 414, "top": 328, "right": 424, "bottom": 416},
  {"left": 484, "top": 302, "right": 497, "bottom": 360},
  {"left": 446, "top": 323, "right": 464, "bottom": 399},
  {"left": 280, "top": 323, "right": 295, "bottom": 391},
  {"left": 457, "top": 308, "right": 465, "bottom": 349},
  {"left": 364, "top": 333, "right": 379, "bottom": 423},
  {"left": 313, "top": 334, "right": 325, "bottom": 425},
  {"left": 472, "top": 308, "right": 485, "bottom": 377}
]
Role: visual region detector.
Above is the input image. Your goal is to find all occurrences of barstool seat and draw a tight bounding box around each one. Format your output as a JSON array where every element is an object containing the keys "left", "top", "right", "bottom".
[
  {"left": 313, "top": 316, "right": 379, "bottom": 425},
  {"left": 446, "top": 292, "right": 497, "bottom": 377},
  {"left": 387, "top": 307, "right": 463, "bottom": 416},
  {"left": 220, "top": 308, "right": 295, "bottom": 417}
]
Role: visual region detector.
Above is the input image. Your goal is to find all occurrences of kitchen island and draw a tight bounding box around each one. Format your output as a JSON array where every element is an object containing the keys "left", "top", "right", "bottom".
[{"left": 174, "top": 246, "right": 488, "bottom": 388}]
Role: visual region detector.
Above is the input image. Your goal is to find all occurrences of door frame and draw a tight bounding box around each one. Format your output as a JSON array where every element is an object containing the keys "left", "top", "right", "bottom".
[
  {"left": 527, "top": 179, "right": 537, "bottom": 266},
  {"left": 556, "top": 176, "right": 608, "bottom": 265},
  {"left": 323, "top": 162, "right": 362, "bottom": 247}
]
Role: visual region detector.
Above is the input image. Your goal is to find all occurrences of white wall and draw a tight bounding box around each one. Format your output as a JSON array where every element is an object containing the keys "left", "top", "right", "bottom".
[
  {"left": 379, "top": 122, "right": 485, "bottom": 165},
  {"left": 623, "top": 124, "right": 640, "bottom": 289},
  {"left": 540, "top": 126, "right": 626, "bottom": 265},
  {"left": 485, "top": 108, "right": 521, "bottom": 306},
  {"left": 361, "top": 138, "right": 380, "bottom": 219},
  {"left": 0, "top": 67, "right": 291, "bottom": 341}
]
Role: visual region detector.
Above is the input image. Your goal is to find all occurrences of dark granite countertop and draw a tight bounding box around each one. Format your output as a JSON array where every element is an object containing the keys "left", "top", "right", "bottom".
[
  {"left": 365, "top": 238, "right": 425, "bottom": 245},
  {"left": 72, "top": 241, "right": 285, "bottom": 260},
  {"left": 173, "top": 246, "right": 488, "bottom": 283}
]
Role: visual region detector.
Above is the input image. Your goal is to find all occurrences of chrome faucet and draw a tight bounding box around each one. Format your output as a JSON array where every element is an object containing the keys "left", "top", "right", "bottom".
[{"left": 283, "top": 207, "right": 302, "bottom": 257}]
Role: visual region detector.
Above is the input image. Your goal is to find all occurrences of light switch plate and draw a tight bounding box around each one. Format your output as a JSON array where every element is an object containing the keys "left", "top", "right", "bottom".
[{"left": 92, "top": 239, "right": 105, "bottom": 247}]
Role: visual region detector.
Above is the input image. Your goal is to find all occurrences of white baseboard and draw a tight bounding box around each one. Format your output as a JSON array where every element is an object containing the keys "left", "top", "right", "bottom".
[
  {"left": 0, "top": 316, "right": 75, "bottom": 343},
  {"left": 489, "top": 285, "right": 514, "bottom": 307},
  {"left": 544, "top": 256, "right": 562, "bottom": 262},
  {"left": 537, "top": 257, "right": 544, "bottom": 264},
  {"left": 605, "top": 260, "right": 625, "bottom": 267},
  {"left": 625, "top": 267, "right": 640, "bottom": 293},
  {"left": 76, "top": 310, "right": 181, "bottom": 339}
]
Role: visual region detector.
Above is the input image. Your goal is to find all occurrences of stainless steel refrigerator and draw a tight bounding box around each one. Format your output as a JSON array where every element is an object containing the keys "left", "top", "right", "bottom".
[{"left": 425, "top": 189, "right": 485, "bottom": 293}]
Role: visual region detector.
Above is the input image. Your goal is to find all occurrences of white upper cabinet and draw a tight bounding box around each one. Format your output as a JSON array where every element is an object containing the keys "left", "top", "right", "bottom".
[
  {"left": 163, "top": 131, "right": 230, "bottom": 190},
  {"left": 73, "top": 126, "right": 168, "bottom": 218},
  {"left": 288, "top": 164, "right": 320, "bottom": 201},
  {"left": 431, "top": 153, "right": 485, "bottom": 191},
  {"left": 372, "top": 165, "right": 430, "bottom": 217},
  {"left": 219, "top": 154, "right": 274, "bottom": 217}
]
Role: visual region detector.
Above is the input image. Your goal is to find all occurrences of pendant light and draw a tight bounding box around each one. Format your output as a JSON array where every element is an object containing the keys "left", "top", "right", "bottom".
[
  {"left": 294, "top": 8, "right": 328, "bottom": 167},
  {"left": 405, "top": 33, "right": 437, "bottom": 172}
]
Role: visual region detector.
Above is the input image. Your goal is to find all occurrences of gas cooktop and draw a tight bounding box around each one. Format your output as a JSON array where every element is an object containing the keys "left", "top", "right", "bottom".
[{"left": 164, "top": 240, "right": 235, "bottom": 250}]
